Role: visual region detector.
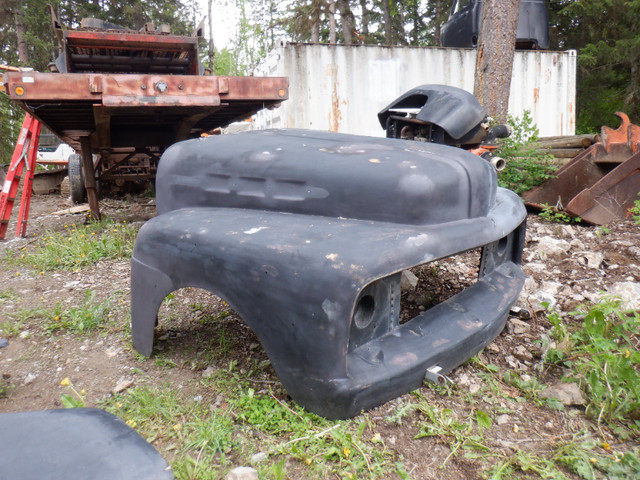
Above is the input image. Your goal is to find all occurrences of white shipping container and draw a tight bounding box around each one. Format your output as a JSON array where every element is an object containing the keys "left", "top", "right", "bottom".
[{"left": 255, "top": 42, "right": 576, "bottom": 138}]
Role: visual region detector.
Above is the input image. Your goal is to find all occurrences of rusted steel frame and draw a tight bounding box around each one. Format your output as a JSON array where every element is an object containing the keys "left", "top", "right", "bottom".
[
  {"left": 601, "top": 112, "right": 632, "bottom": 149},
  {"left": 4, "top": 72, "right": 288, "bottom": 104},
  {"left": 565, "top": 151, "right": 640, "bottom": 224},
  {"left": 80, "top": 137, "right": 101, "bottom": 219},
  {"left": 522, "top": 112, "right": 640, "bottom": 224},
  {"left": 175, "top": 107, "right": 225, "bottom": 140},
  {"left": 98, "top": 151, "right": 137, "bottom": 178},
  {"left": 68, "top": 55, "right": 192, "bottom": 74},
  {"left": 63, "top": 30, "right": 200, "bottom": 52},
  {"left": 69, "top": 55, "right": 192, "bottom": 66},
  {"left": 601, "top": 112, "right": 640, "bottom": 151},
  {"left": 4, "top": 71, "right": 287, "bottom": 155},
  {"left": 586, "top": 143, "right": 638, "bottom": 164},
  {"left": 102, "top": 172, "right": 155, "bottom": 181},
  {"left": 93, "top": 105, "right": 111, "bottom": 155},
  {"left": 521, "top": 143, "right": 630, "bottom": 208},
  {"left": 59, "top": 27, "right": 201, "bottom": 75},
  {"left": 97, "top": 151, "right": 159, "bottom": 181}
]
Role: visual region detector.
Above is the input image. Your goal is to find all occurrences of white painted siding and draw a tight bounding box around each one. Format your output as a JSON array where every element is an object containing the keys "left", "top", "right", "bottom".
[{"left": 255, "top": 42, "right": 576, "bottom": 137}]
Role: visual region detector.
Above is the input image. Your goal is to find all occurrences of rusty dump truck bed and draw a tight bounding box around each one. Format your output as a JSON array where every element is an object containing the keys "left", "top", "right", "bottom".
[
  {"left": 4, "top": 13, "right": 288, "bottom": 153},
  {"left": 2, "top": 13, "right": 288, "bottom": 216}
]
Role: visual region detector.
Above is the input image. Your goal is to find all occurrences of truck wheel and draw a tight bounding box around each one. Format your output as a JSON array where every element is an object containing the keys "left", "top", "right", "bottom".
[{"left": 68, "top": 153, "right": 86, "bottom": 204}]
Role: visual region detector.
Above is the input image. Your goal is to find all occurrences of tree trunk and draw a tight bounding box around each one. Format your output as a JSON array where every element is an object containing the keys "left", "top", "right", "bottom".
[
  {"left": 382, "top": 0, "right": 392, "bottom": 44},
  {"left": 328, "top": 0, "right": 336, "bottom": 43},
  {"left": 337, "top": 0, "right": 355, "bottom": 44},
  {"left": 14, "top": 7, "right": 29, "bottom": 65},
  {"left": 207, "top": 0, "right": 215, "bottom": 71},
  {"left": 409, "top": 0, "right": 418, "bottom": 44},
  {"left": 311, "top": 22, "right": 320, "bottom": 43},
  {"left": 473, "top": 0, "right": 519, "bottom": 123},
  {"left": 311, "top": 0, "right": 321, "bottom": 43},
  {"left": 359, "top": 0, "right": 369, "bottom": 41},
  {"left": 434, "top": 0, "right": 443, "bottom": 46}
]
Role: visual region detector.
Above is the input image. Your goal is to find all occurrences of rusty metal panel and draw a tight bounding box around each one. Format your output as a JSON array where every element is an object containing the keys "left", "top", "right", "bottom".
[
  {"left": 522, "top": 112, "right": 640, "bottom": 224},
  {"left": 508, "top": 49, "right": 577, "bottom": 136},
  {"left": 254, "top": 43, "right": 576, "bottom": 137},
  {"left": 564, "top": 152, "right": 640, "bottom": 224},
  {"left": 3, "top": 71, "right": 288, "bottom": 153},
  {"left": 4, "top": 72, "right": 287, "bottom": 104},
  {"left": 62, "top": 30, "right": 201, "bottom": 75}
]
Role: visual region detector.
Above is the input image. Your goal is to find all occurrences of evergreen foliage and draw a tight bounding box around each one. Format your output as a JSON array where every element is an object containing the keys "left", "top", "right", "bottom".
[
  {"left": 3, "top": 1, "right": 640, "bottom": 156},
  {"left": 0, "top": 0, "right": 198, "bottom": 163},
  {"left": 548, "top": 0, "right": 640, "bottom": 133}
]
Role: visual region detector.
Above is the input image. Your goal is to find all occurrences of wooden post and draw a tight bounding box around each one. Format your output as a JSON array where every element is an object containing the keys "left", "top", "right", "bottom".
[{"left": 80, "top": 136, "right": 101, "bottom": 220}]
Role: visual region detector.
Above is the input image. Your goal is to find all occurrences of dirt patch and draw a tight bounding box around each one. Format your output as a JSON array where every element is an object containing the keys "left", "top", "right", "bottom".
[{"left": 1, "top": 193, "right": 639, "bottom": 478}]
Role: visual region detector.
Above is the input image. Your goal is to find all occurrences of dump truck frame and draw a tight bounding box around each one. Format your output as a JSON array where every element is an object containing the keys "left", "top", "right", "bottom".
[{"left": 2, "top": 10, "right": 288, "bottom": 217}]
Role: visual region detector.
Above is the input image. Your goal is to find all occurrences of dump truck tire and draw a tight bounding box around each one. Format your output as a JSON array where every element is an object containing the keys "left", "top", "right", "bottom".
[{"left": 68, "top": 154, "right": 86, "bottom": 204}]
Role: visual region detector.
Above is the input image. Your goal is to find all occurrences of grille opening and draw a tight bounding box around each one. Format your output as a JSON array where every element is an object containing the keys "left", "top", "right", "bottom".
[{"left": 400, "top": 248, "right": 482, "bottom": 324}]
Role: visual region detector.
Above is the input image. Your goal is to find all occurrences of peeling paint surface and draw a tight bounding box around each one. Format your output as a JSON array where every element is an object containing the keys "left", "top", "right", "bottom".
[{"left": 255, "top": 43, "right": 576, "bottom": 137}]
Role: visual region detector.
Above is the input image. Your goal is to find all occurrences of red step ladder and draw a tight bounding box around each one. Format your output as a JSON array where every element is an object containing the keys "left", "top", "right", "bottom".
[{"left": 0, "top": 114, "right": 41, "bottom": 240}]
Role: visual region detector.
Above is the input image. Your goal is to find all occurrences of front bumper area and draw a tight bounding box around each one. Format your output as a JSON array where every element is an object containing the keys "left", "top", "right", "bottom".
[
  {"left": 131, "top": 129, "right": 527, "bottom": 418},
  {"left": 132, "top": 197, "right": 525, "bottom": 418}
]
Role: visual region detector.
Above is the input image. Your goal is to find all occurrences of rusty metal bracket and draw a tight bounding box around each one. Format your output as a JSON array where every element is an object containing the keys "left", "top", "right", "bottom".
[{"left": 523, "top": 112, "right": 640, "bottom": 224}]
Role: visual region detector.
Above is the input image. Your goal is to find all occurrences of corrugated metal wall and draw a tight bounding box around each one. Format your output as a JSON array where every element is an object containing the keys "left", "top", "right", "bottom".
[{"left": 255, "top": 42, "right": 576, "bottom": 137}]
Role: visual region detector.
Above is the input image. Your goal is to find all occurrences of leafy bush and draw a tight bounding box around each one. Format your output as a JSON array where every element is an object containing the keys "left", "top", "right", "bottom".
[{"left": 497, "top": 111, "right": 557, "bottom": 195}]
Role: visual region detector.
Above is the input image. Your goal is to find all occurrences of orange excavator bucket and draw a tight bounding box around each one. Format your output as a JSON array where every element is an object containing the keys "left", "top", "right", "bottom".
[{"left": 522, "top": 112, "right": 640, "bottom": 224}]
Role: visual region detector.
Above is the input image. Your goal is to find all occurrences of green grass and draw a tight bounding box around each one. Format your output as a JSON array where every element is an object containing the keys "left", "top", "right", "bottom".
[
  {"left": 103, "top": 385, "right": 252, "bottom": 480},
  {"left": 0, "top": 289, "right": 24, "bottom": 337},
  {"left": 102, "top": 369, "right": 403, "bottom": 480},
  {"left": 0, "top": 289, "right": 20, "bottom": 303},
  {"left": 545, "top": 297, "right": 640, "bottom": 430},
  {"left": 230, "top": 385, "right": 397, "bottom": 478},
  {"left": 630, "top": 193, "right": 640, "bottom": 224},
  {"left": 486, "top": 436, "right": 640, "bottom": 480},
  {"left": 0, "top": 318, "right": 25, "bottom": 337},
  {"left": 485, "top": 449, "right": 569, "bottom": 480},
  {"left": 0, "top": 377, "right": 11, "bottom": 399},
  {"left": 11, "top": 218, "right": 138, "bottom": 271},
  {"left": 9, "top": 289, "right": 115, "bottom": 335},
  {"left": 539, "top": 204, "right": 582, "bottom": 223},
  {"left": 412, "top": 399, "right": 492, "bottom": 465}
]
